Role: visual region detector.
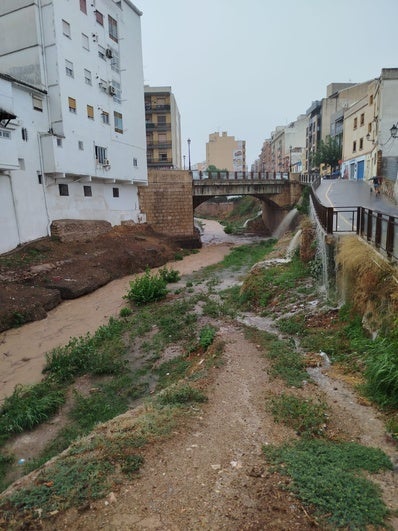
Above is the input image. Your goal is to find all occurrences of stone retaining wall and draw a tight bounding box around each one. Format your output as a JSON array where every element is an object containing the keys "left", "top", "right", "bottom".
[{"left": 51, "top": 219, "right": 112, "bottom": 242}]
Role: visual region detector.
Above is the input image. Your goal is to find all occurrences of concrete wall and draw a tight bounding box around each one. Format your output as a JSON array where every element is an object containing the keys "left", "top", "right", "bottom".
[{"left": 139, "top": 170, "right": 196, "bottom": 243}]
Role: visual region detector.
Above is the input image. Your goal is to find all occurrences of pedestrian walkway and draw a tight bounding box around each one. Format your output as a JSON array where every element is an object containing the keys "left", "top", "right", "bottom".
[{"left": 315, "top": 179, "right": 397, "bottom": 216}]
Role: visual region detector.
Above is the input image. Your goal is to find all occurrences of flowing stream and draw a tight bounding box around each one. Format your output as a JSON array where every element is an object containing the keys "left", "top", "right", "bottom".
[{"left": 0, "top": 219, "right": 262, "bottom": 401}]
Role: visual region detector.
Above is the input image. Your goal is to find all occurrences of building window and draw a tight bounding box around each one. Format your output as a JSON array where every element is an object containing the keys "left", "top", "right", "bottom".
[
  {"left": 80, "top": 0, "right": 87, "bottom": 14},
  {"left": 32, "top": 95, "right": 43, "bottom": 112},
  {"left": 369, "top": 94, "right": 374, "bottom": 105},
  {"left": 68, "top": 97, "right": 77, "bottom": 113},
  {"left": 133, "top": 157, "right": 138, "bottom": 167},
  {"left": 114, "top": 111, "right": 123, "bottom": 133},
  {"left": 95, "top": 10, "right": 104, "bottom": 25},
  {"left": 87, "top": 105, "right": 94, "bottom": 120},
  {"left": 360, "top": 113, "right": 365, "bottom": 126},
  {"left": 21, "top": 128, "right": 28, "bottom": 141},
  {"left": 98, "top": 45, "right": 105, "bottom": 60},
  {"left": 62, "top": 20, "right": 71, "bottom": 38},
  {"left": 18, "top": 158, "right": 25, "bottom": 170},
  {"left": 110, "top": 49, "right": 120, "bottom": 72},
  {"left": 160, "top": 153, "right": 168, "bottom": 161},
  {"left": 113, "top": 187, "right": 119, "bottom": 198},
  {"left": 359, "top": 137, "right": 364, "bottom": 150},
  {"left": 101, "top": 111, "right": 109, "bottom": 124},
  {"left": 65, "top": 59, "right": 74, "bottom": 77},
  {"left": 353, "top": 140, "right": 357, "bottom": 152},
  {"left": 111, "top": 80, "right": 121, "bottom": 103},
  {"left": 99, "top": 78, "right": 107, "bottom": 92},
  {"left": 84, "top": 69, "right": 92, "bottom": 85},
  {"left": 82, "top": 33, "right": 89, "bottom": 50},
  {"left": 57, "top": 137, "right": 62, "bottom": 147},
  {"left": 37, "top": 174, "right": 42, "bottom": 184},
  {"left": 84, "top": 185, "right": 92, "bottom": 197},
  {"left": 108, "top": 15, "right": 118, "bottom": 42},
  {"left": 95, "top": 145, "right": 107, "bottom": 164},
  {"left": 158, "top": 115, "right": 166, "bottom": 124},
  {"left": 0, "top": 129, "right": 11, "bottom": 139},
  {"left": 78, "top": 140, "right": 84, "bottom": 150},
  {"left": 353, "top": 117, "right": 357, "bottom": 130},
  {"left": 59, "top": 184, "right": 69, "bottom": 196}
]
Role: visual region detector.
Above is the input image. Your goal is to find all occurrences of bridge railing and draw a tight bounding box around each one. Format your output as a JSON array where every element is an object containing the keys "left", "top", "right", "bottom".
[
  {"left": 310, "top": 184, "right": 398, "bottom": 262},
  {"left": 192, "top": 170, "right": 289, "bottom": 181}
]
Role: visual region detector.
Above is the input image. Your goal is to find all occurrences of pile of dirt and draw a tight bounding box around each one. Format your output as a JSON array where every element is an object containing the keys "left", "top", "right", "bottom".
[{"left": 0, "top": 225, "right": 180, "bottom": 333}]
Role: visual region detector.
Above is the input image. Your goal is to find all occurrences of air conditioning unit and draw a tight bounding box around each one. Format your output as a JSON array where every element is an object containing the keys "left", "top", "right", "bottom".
[
  {"left": 103, "top": 159, "right": 111, "bottom": 167},
  {"left": 108, "top": 85, "right": 116, "bottom": 96},
  {"left": 106, "top": 48, "right": 113, "bottom": 59},
  {"left": 92, "top": 33, "right": 98, "bottom": 42}
]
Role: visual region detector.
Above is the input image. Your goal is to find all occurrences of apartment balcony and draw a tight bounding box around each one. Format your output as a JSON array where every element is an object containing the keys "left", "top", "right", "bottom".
[
  {"left": 145, "top": 123, "right": 171, "bottom": 131},
  {"left": 147, "top": 157, "right": 173, "bottom": 165},
  {"left": 146, "top": 142, "right": 172, "bottom": 149},
  {"left": 145, "top": 104, "right": 171, "bottom": 112}
]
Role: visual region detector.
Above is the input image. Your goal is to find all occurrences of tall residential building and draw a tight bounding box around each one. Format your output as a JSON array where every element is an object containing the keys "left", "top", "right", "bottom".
[
  {"left": 144, "top": 86, "right": 181, "bottom": 169},
  {"left": 206, "top": 131, "right": 246, "bottom": 172},
  {"left": 0, "top": 0, "right": 147, "bottom": 254}
]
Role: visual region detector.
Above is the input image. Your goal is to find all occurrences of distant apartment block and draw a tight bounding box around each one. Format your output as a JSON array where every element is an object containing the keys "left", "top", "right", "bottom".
[
  {"left": 0, "top": 0, "right": 147, "bottom": 254},
  {"left": 206, "top": 131, "right": 246, "bottom": 172},
  {"left": 144, "top": 86, "right": 182, "bottom": 169}
]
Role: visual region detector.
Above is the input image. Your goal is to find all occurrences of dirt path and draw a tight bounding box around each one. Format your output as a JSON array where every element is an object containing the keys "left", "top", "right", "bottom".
[
  {"left": 47, "top": 324, "right": 313, "bottom": 531},
  {"left": 0, "top": 221, "right": 234, "bottom": 400}
]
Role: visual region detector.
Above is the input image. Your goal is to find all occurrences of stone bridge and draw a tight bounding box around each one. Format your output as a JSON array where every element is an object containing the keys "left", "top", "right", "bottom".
[{"left": 138, "top": 170, "right": 303, "bottom": 247}]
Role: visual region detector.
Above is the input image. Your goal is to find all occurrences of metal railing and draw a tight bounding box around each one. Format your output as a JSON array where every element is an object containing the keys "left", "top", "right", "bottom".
[
  {"left": 192, "top": 170, "right": 289, "bottom": 181},
  {"left": 310, "top": 183, "right": 398, "bottom": 262}
]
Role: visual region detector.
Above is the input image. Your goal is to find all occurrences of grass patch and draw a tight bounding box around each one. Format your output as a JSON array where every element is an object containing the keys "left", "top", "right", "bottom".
[
  {"left": 156, "top": 384, "right": 207, "bottom": 406},
  {"left": 199, "top": 325, "right": 217, "bottom": 350},
  {"left": 263, "top": 439, "right": 392, "bottom": 529},
  {"left": 0, "top": 382, "right": 65, "bottom": 444},
  {"left": 269, "top": 393, "right": 328, "bottom": 437},
  {"left": 277, "top": 314, "right": 306, "bottom": 336},
  {"left": 245, "top": 328, "right": 308, "bottom": 387},
  {"left": 240, "top": 252, "right": 308, "bottom": 310}
]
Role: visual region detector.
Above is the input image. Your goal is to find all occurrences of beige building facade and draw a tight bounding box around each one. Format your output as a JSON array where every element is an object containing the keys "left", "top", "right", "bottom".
[
  {"left": 206, "top": 131, "right": 246, "bottom": 171},
  {"left": 145, "top": 86, "right": 181, "bottom": 170}
]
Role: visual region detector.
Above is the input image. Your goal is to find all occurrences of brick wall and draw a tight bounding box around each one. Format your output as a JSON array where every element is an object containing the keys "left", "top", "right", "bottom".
[{"left": 139, "top": 170, "right": 195, "bottom": 238}]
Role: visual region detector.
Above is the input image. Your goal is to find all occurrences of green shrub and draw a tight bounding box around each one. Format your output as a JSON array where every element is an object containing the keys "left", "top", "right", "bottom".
[
  {"left": 119, "top": 307, "right": 132, "bottom": 317},
  {"left": 263, "top": 439, "right": 392, "bottom": 529},
  {"left": 199, "top": 325, "right": 217, "bottom": 350},
  {"left": 158, "top": 266, "right": 181, "bottom": 283},
  {"left": 125, "top": 269, "right": 168, "bottom": 305}
]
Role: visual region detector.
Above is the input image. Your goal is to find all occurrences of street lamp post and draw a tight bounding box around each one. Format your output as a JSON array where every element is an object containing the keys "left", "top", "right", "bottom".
[
  {"left": 289, "top": 145, "right": 292, "bottom": 173},
  {"left": 183, "top": 155, "right": 186, "bottom": 170},
  {"left": 187, "top": 138, "right": 191, "bottom": 171}
]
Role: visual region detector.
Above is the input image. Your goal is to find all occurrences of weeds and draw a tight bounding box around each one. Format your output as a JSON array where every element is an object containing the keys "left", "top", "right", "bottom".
[
  {"left": 159, "top": 266, "right": 181, "bottom": 283},
  {"left": 157, "top": 384, "right": 207, "bottom": 406},
  {"left": 199, "top": 325, "right": 217, "bottom": 350},
  {"left": 269, "top": 393, "right": 328, "bottom": 437},
  {"left": 263, "top": 439, "right": 392, "bottom": 529},
  {"left": 125, "top": 268, "right": 168, "bottom": 305},
  {"left": 0, "top": 383, "right": 65, "bottom": 443}
]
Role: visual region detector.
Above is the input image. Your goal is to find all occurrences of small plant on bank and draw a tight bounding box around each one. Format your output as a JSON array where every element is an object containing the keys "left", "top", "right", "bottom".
[
  {"left": 125, "top": 268, "right": 168, "bottom": 305},
  {"left": 119, "top": 306, "right": 132, "bottom": 318},
  {"left": 199, "top": 325, "right": 217, "bottom": 350},
  {"left": 158, "top": 265, "right": 181, "bottom": 283}
]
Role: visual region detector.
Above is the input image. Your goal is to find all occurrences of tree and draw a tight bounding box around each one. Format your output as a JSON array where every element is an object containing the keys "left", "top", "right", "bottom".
[
  {"left": 311, "top": 136, "right": 342, "bottom": 171},
  {"left": 206, "top": 165, "right": 228, "bottom": 172}
]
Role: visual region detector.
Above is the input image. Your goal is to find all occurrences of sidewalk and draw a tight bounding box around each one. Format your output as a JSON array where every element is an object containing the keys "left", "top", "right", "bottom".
[{"left": 315, "top": 179, "right": 398, "bottom": 216}]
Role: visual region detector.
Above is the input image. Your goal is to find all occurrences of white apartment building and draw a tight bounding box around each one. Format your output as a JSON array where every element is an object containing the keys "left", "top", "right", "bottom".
[{"left": 0, "top": 0, "right": 147, "bottom": 254}]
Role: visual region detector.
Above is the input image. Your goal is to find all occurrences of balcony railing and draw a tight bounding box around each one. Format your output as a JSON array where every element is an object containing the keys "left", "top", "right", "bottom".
[
  {"left": 309, "top": 180, "right": 398, "bottom": 262},
  {"left": 145, "top": 104, "right": 171, "bottom": 112}
]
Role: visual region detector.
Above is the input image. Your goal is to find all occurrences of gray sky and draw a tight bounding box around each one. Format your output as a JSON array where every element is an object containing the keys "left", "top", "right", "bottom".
[{"left": 136, "top": 0, "right": 398, "bottom": 168}]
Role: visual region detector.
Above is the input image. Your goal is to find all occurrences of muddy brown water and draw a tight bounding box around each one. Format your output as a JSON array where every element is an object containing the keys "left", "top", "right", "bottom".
[{"left": 0, "top": 220, "right": 253, "bottom": 401}]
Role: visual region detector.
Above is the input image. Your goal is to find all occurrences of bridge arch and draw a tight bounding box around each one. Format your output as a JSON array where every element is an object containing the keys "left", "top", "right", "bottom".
[{"left": 139, "top": 170, "right": 302, "bottom": 245}]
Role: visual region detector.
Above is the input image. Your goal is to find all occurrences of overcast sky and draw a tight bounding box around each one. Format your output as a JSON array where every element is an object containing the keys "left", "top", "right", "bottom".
[{"left": 135, "top": 0, "right": 398, "bottom": 168}]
